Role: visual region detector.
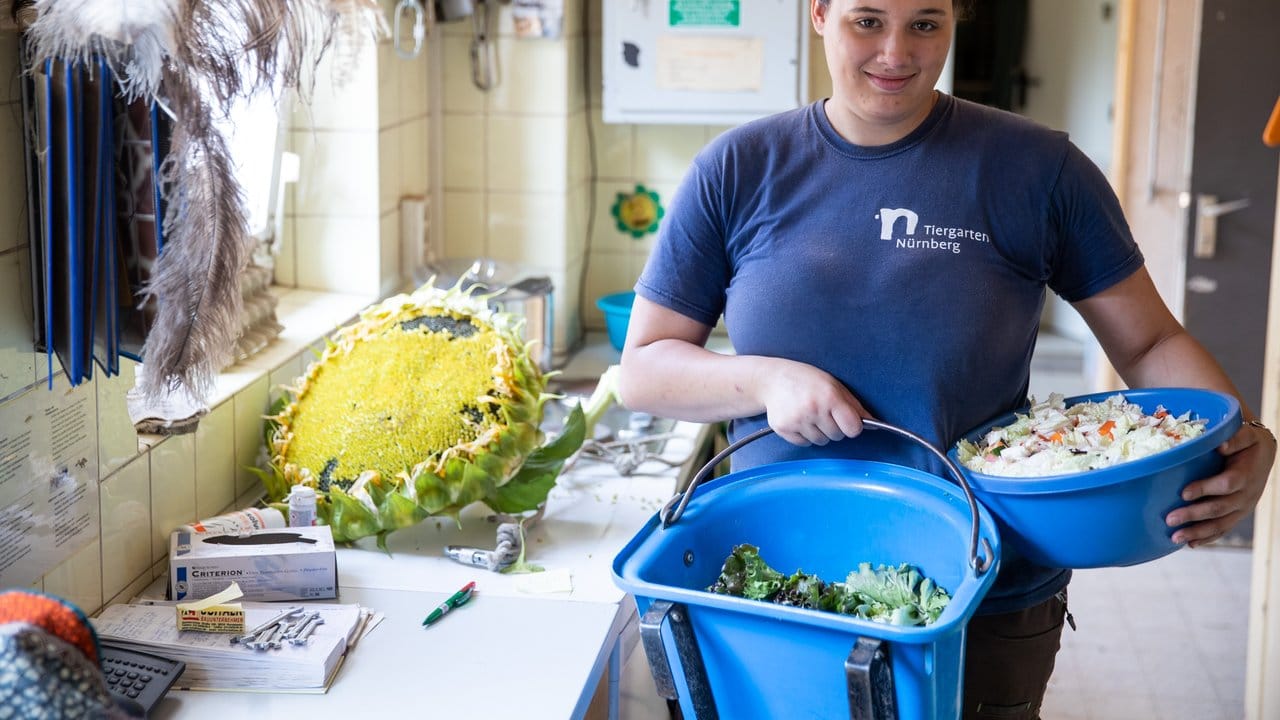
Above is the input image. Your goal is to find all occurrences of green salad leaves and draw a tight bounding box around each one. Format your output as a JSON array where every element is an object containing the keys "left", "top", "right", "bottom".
[{"left": 707, "top": 544, "right": 951, "bottom": 627}]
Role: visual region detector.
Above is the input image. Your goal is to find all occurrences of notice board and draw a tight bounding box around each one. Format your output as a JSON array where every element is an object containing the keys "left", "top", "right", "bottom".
[{"left": 602, "top": 0, "right": 808, "bottom": 124}]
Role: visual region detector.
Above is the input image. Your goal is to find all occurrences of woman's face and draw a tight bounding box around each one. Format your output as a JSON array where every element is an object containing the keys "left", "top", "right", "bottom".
[{"left": 812, "top": 0, "right": 955, "bottom": 145}]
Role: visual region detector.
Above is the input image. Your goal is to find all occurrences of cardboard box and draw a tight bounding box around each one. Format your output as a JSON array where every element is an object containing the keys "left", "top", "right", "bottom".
[{"left": 169, "top": 525, "right": 338, "bottom": 602}]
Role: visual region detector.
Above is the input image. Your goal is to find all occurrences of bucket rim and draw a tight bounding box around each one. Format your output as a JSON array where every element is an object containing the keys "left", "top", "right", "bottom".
[{"left": 948, "top": 387, "right": 1241, "bottom": 494}]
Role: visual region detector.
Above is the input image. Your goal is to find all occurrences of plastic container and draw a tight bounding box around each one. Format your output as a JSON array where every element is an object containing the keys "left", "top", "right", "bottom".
[
  {"left": 614, "top": 422, "right": 1001, "bottom": 720},
  {"left": 949, "top": 387, "right": 1242, "bottom": 569},
  {"left": 596, "top": 291, "right": 636, "bottom": 351},
  {"left": 177, "top": 507, "right": 286, "bottom": 535},
  {"left": 288, "top": 486, "right": 318, "bottom": 527}
]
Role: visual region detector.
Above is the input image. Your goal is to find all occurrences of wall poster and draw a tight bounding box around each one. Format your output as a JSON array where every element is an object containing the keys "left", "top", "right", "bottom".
[{"left": 0, "top": 377, "right": 100, "bottom": 587}]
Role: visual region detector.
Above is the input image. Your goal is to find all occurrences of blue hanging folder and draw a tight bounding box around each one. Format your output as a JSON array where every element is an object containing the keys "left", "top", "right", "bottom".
[
  {"left": 89, "top": 57, "right": 119, "bottom": 376},
  {"left": 64, "top": 58, "right": 88, "bottom": 385},
  {"left": 40, "top": 58, "right": 55, "bottom": 385}
]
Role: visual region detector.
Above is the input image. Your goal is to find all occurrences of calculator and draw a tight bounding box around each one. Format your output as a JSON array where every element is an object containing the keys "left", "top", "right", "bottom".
[{"left": 99, "top": 640, "right": 186, "bottom": 717}]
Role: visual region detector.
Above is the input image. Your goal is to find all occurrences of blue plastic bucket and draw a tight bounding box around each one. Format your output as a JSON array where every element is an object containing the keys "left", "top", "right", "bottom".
[
  {"left": 949, "top": 387, "right": 1241, "bottom": 568},
  {"left": 596, "top": 291, "right": 635, "bottom": 351},
  {"left": 614, "top": 451, "right": 1001, "bottom": 719}
]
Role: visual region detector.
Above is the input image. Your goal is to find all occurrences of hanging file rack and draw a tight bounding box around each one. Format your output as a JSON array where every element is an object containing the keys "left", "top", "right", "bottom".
[{"left": 20, "top": 40, "right": 173, "bottom": 388}]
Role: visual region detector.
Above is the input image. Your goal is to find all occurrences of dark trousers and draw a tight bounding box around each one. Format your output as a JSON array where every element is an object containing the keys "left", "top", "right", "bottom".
[{"left": 962, "top": 591, "right": 1069, "bottom": 720}]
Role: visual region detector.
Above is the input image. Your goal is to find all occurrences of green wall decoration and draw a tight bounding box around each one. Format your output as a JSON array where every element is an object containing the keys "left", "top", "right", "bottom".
[{"left": 611, "top": 185, "right": 665, "bottom": 239}]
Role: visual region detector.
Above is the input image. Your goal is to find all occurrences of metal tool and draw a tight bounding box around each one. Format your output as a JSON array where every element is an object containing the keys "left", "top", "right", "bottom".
[
  {"left": 232, "top": 606, "right": 302, "bottom": 645},
  {"left": 289, "top": 615, "right": 325, "bottom": 646}
]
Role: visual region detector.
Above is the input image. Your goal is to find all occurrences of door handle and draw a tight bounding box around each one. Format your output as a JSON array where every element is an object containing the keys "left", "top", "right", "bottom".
[{"left": 1193, "top": 194, "right": 1250, "bottom": 259}]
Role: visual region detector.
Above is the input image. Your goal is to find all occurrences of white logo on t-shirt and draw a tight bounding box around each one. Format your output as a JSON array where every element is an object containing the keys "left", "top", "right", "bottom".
[
  {"left": 877, "top": 207, "right": 919, "bottom": 240},
  {"left": 874, "top": 207, "right": 989, "bottom": 255}
]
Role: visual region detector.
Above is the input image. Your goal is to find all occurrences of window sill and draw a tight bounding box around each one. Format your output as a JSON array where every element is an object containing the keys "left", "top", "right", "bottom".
[{"left": 211, "top": 287, "right": 375, "bottom": 404}]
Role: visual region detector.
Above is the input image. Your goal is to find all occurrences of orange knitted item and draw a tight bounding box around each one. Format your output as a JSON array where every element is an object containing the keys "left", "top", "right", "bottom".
[{"left": 0, "top": 590, "right": 99, "bottom": 663}]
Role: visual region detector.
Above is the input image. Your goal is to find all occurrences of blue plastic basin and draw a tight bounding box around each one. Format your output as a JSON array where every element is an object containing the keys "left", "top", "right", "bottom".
[
  {"left": 596, "top": 291, "right": 635, "bottom": 351},
  {"left": 613, "top": 459, "right": 1001, "bottom": 720},
  {"left": 949, "top": 387, "right": 1241, "bottom": 569}
]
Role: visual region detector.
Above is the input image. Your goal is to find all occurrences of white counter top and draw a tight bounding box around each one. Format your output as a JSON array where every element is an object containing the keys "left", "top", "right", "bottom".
[
  {"left": 145, "top": 416, "right": 707, "bottom": 718},
  {"left": 150, "top": 587, "right": 635, "bottom": 719}
]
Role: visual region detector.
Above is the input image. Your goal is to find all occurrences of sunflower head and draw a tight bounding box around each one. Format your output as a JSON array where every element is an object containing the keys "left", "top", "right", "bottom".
[{"left": 262, "top": 281, "right": 583, "bottom": 547}]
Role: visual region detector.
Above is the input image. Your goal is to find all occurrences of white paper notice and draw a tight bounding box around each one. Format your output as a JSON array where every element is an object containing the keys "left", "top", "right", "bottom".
[
  {"left": 655, "top": 35, "right": 764, "bottom": 92},
  {"left": 0, "top": 380, "right": 100, "bottom": 587}
]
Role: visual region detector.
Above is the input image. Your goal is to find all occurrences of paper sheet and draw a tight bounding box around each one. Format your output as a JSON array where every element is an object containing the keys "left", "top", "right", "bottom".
[{"left": 655, "top": 35, "right": 763, "bottom": 92}]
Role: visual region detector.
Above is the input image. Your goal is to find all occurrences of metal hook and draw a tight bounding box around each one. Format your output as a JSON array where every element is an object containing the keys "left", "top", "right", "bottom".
[{"left": 394, "top": 0, "right": 426, "bottom": 60}]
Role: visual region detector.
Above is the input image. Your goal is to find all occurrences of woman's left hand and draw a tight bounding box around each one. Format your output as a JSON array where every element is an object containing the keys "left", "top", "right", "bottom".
[{"left": 1166, "top": 421, "right": 1276, "bottom": 548}]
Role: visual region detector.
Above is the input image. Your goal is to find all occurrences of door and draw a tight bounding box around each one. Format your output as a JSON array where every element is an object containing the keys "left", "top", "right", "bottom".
[{"left": 1183, "top": 0, "right": 1280, "bottom": 542}]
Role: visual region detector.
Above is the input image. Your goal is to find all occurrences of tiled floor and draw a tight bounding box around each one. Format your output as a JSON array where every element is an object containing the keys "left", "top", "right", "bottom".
[
  {"left": 1042, "top": 546, "right": 1250, "bottom": 720},
  {"left": 613, "top": 331, "right": 1254, "bottom": 720}
]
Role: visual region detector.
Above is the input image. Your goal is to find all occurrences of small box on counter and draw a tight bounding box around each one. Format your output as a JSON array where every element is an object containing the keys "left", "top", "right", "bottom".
[
  {"left": 169, "top": 525, "right": 337, "bottom": 602},
  {"left": 175, "top": 582, "right": 246, "bottom": 633}
]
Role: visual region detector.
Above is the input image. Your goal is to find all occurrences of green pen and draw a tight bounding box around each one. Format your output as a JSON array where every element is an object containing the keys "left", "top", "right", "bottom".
[{"left": 422, "top": 581, "right": 476, "bottom": 627}]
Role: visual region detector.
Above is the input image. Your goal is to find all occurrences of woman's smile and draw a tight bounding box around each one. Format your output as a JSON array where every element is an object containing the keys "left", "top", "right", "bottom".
[{"left": 865, "top": 71, "right": 916, "bottom": 92}]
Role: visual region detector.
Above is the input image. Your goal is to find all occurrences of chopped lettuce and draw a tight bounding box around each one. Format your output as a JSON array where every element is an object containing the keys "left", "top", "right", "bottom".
[
  {"left": 957, "top": 392, "right": 1208, "bottom": 477},
  {"left": 707, "top": 545, "right": 950, "bottom": 626},
  {"left": 838, "top": 562, "right": 951, "bottom": 626},
  {"left": 708, "top": 543, "right": 784, "bottom": 600}
]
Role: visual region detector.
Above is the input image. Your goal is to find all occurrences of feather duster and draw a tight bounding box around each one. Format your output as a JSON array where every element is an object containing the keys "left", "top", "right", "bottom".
[{"left": 24, "top": 0, "right": 385, "bottom": 401}]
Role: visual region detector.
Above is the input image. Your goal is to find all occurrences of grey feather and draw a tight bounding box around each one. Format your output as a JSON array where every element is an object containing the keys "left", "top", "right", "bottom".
[{"left": 139, "top": 83, "right": 251, "bottom": 399}]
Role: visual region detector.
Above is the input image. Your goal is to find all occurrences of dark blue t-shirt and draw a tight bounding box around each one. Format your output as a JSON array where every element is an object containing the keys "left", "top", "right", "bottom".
[{"left": 635, "top": 93, "right": 1144, "bottom": 614}]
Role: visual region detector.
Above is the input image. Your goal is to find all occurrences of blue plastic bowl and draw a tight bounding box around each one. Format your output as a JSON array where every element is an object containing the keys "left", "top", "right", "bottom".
[
  {"left": 614, "top": 459, "right": 1001, "bottom": 720},
  {"left": 596, "top": 291, "right": 635, "bottom": 352},
  {"left": 948, "top": 387, "right": 1241, "bottom": 569}
]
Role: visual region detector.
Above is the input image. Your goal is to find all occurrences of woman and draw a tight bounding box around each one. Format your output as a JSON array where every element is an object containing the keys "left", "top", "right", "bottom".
[{"left": 617, "top": 0, "right": 1275, "bottom": 717}]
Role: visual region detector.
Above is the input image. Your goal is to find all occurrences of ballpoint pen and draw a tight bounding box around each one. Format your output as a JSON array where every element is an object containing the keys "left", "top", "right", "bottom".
[{"left": 422, "top": 581, "right": 477, "bottom": 627}]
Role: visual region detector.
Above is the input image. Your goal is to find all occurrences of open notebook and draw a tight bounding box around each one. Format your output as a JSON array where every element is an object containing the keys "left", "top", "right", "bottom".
[{"left": 91, "top": 601, "right": 372, "bottom": 693}]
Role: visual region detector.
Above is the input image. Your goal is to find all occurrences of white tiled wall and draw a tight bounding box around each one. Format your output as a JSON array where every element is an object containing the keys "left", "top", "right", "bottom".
[
  {"left": 194, "top": 401, "right": 237, "bottom": 519},
  {"left": 284, "top": 0, "right": 433, "bottom": 298},
  {"left": 98, "top": 454, "right": 152, "bottom": 603},
  {"left": 0, "top": 248, "right": 35, "bottom": 400},
  {"left": 149, "top": 433, "right": 197, "bottom": 565},
  {"left": 437, "top": 0, "right": 828, "bottom": 348}
]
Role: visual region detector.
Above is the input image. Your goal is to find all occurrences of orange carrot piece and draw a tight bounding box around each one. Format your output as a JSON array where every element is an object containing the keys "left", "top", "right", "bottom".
[{"left": 1099, "top": 420, "right": 1116, "bottom": 440}]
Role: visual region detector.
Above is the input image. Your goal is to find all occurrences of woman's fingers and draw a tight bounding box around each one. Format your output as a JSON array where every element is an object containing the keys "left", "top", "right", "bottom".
[{"left": 1171, "top": 508, "right": 1247, "bottom": 547}]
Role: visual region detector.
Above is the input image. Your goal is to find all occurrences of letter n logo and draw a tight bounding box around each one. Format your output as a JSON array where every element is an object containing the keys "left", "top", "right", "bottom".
[{"left": 878, "top": 208, "right": 918, "bottom": 240}]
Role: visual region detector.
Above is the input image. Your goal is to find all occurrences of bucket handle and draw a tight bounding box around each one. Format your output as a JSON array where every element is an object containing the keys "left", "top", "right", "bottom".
[{"left": 659, "top": 419, "right": 994, "bottom": 575}]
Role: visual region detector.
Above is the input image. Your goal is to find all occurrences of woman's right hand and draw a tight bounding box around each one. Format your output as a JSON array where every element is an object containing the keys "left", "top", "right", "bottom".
[{"left": 755, "top": 358, "right": 869, "bottom": 446}]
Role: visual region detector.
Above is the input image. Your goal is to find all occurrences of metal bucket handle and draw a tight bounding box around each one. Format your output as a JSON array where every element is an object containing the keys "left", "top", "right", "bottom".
[{"left": 659, "top": 420, "right": 994, "bottom": 574}]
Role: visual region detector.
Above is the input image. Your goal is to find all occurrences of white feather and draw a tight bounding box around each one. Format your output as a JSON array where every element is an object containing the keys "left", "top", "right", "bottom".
[
  {"left": 32, "top": 0, "right": 177, "bottom": 44},
  {"left": 28, "top": 0, "right": 178, "bottom": 98}
]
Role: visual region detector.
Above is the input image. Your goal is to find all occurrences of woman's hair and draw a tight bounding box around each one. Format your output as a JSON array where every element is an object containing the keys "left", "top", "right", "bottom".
[{"left": 815, "top": 0, "right": 975, "bottom": 22}]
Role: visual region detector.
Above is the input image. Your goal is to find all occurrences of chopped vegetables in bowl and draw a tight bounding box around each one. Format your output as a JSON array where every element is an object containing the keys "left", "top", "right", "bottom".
[
  {"left": 948, "top": 388, "right": 1241, "bottom": 568},
  {"left": 956, "top": 393, "right": 1209, "bottom": 477}
]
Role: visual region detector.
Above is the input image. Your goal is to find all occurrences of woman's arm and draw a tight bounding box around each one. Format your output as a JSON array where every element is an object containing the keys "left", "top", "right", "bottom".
[
  {"left": 1074, "top": 267, "right": 1276, "bottom": 547},
  {"left": 617, "top": 296, "right": 869, "bottom": 446}
]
